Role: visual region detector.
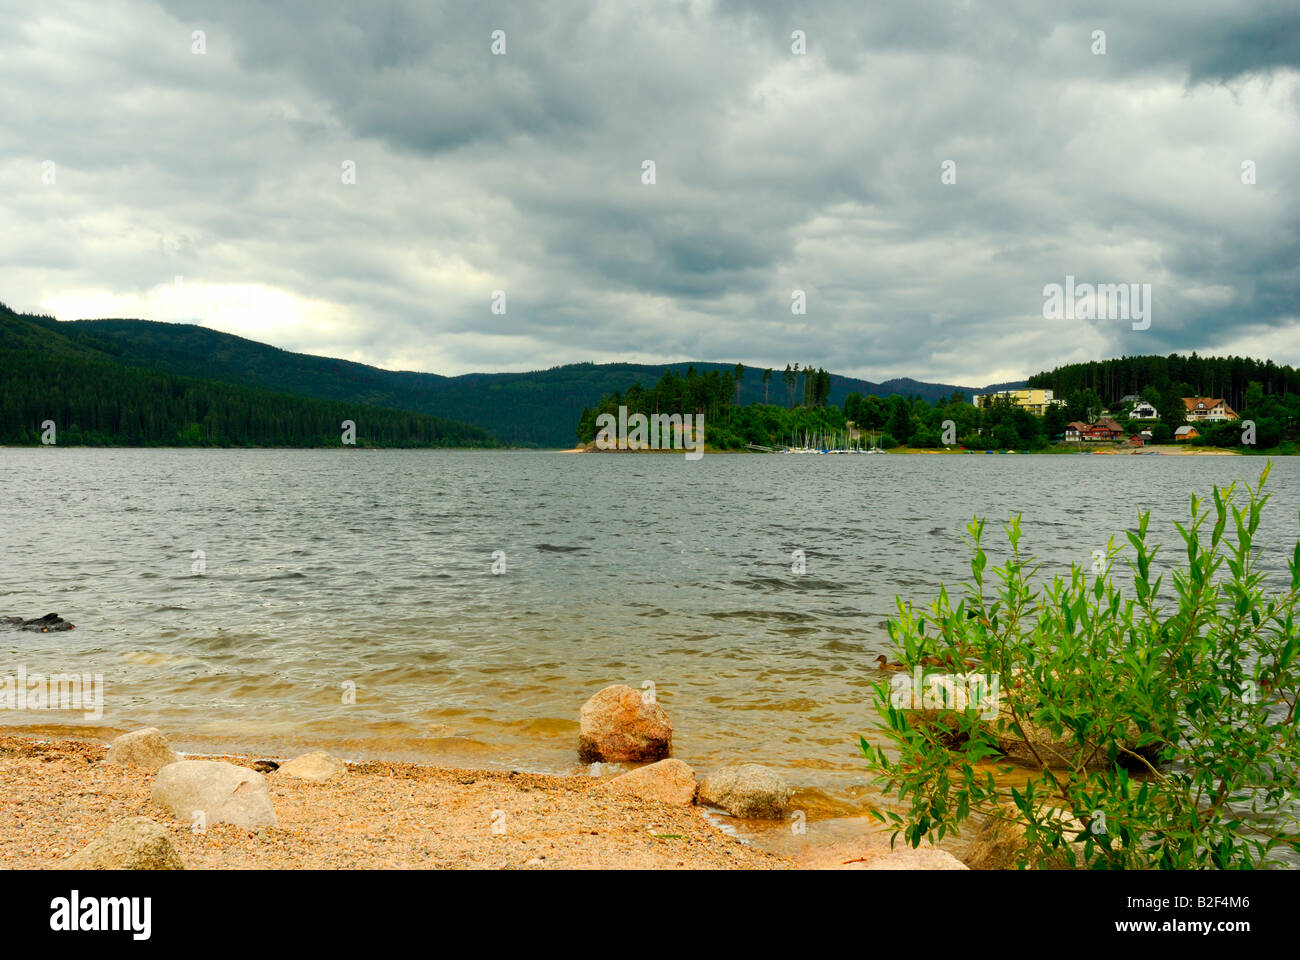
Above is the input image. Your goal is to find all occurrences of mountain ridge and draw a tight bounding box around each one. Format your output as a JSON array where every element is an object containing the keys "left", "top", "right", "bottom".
[
  {"left": 23, "top": 314, "right": 1025, "bottom": 446},
  {"left": 0, "top": 305, "right": 497, "bottom": 447}
]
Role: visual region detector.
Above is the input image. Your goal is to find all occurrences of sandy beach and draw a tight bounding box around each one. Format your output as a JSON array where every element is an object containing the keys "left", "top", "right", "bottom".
[{"left": 0, "top": 735, "right": 801, "bottom": 869}]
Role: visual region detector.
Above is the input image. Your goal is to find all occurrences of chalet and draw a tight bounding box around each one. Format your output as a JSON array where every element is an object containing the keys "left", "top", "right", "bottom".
[
  {"left": 1182, "top": 397, "right": 1238, "bottom": 422},
  {"left": 1129, "top": 400, "right": 1159, "bottom": 420},
  {"left": 1175, "top": 425, "right": 1199, "bottom": 441},
  {"left": 1064, "top": 421, "right": 1088, "bottom": 442},
  {"left": 1082, "top": 417, "right": 1125, "bottom": 441}
]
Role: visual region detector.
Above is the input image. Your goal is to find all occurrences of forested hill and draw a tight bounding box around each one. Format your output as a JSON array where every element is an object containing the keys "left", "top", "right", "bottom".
[
  {"left": 0, "top": 305, "right": 497, "bottom": 448},
  {"left": 16, "top": 314, "right": 1023, "bottom": 447},
  {"left": 1028, "top": 354, "right": 1300, "bottom": 410}
]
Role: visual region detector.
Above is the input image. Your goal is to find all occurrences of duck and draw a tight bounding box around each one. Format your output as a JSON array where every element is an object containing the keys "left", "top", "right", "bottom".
[
  {"left": 873, "top": 654, "right": 949, "bottom": 672},
  {"left": 874, "top": 653, "right": 983, "bottom": 672}
]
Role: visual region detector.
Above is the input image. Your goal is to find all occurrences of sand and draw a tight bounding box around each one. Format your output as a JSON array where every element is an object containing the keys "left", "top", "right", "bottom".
[{"left": 0, "top": 736, "right": 794, "bottom": 870}]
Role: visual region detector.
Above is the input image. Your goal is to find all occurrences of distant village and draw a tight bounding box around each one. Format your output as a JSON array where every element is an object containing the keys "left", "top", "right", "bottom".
[{"left": 972, "top": 388, "right": 1239, "bottom": 448}]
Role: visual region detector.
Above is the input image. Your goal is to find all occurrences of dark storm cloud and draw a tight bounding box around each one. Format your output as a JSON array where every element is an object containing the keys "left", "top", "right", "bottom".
[{"left": 1, "top": 0, "right": 1295, "bottom": 381}]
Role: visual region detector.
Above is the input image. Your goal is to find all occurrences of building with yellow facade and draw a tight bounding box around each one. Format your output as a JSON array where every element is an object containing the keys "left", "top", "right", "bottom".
[{"left": 970, "top": 388, "right": 1064, "bottom": 416}]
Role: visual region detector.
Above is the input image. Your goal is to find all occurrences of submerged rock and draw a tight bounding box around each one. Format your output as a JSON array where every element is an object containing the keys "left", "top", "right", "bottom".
[
  {"left": 1, "top": 613, "right": 75, "bottom": 632},
  {"left": 697, "top": 763, "right": 791, "bottom": 819},
  {"left": 598, "top": 759, "right": 696, "bottom": 804},
  {"left": 151, "top": 760, "right": 278, "bottom": 830},
  {"left": 106, "top": 728, "right": 181, "bottom": 773},
  {"left": 577, "top": 684, "right": 673, "bottom": 763},
  {"left": 64, "top": 817, "right": 183, "bottom": 870}
]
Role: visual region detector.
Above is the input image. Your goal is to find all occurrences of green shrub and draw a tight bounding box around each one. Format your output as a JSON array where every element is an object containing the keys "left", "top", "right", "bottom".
[{"left": 862, "top": 464, "right": 1300, "bottom": 868}]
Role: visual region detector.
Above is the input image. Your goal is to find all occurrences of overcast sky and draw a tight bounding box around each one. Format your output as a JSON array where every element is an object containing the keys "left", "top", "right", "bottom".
[{"left": 3, "top": 0, "right": 1296, "bottom": 384}]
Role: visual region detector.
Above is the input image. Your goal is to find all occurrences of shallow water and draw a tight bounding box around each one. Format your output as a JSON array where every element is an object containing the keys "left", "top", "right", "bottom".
[{"left": 2, "top": 448, "right": 1297, "bottom": 820}]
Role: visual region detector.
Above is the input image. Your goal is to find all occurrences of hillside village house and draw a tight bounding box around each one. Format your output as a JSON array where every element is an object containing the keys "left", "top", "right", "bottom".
[
  {"left": 972, "top": 388, "right": 1064, "bottom": 416},
  {"left": 1129, "top": 400, "right": 1159, "bottom": 420},
  {"left": 1081, "top": 418, "right": 1125, "bottom": 441},
  {"left": 1064, "top": 421, "right": 1086, "bottom": 442},
  {"left": 1175, "top": 425, "right": 1200, "bottom": 441},
  {"left": 1182, "top": 397, "right": 1238, "bottom": 422}
]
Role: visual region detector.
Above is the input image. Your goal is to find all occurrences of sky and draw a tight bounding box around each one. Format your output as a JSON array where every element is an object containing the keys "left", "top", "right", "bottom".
[{"left": 2, "top": 0, "right": 1297, "bottom": 385}]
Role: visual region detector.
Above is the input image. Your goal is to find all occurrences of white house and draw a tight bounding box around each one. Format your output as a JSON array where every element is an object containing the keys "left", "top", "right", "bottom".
[{"left": 1129, "top": 400, "right": 1159, "bottom": 420}]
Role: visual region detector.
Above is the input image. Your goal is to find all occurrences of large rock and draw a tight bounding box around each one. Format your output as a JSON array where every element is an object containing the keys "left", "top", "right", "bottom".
[
  {"left": 796, "top": 833, "right": 967, "bottom": 870},
  {"left": 597, "top": 759, "right": 696, "bottom": 804},
  {"left": 0, "top": 612, "right": 75, "bottom": 632},
  {"left": 963, "top": 802, "right": 1086, "bottom": 870},
  {"left": 992, "top": 703, "right": 1164, "bottom": 770},
  {"left": 862, "top": 848, "right": 969, "bottom": 870},
  {"left": 151, "top": 760, "right": 278, "bottom": 830},
  {"left": 279, "top": 750, "right": 347, "bottom": 782},
  {"left": 64, "top": 817, "right": 183, "bottom": 870},
  {"left": 696, "top": 763, "right": 791, "bottom": 819},
  {"left": 106, "top": 728, "right": 181, "bottom": 773},
  {"left": 577, "top": 685, "right": 672, "bottom": 763}
]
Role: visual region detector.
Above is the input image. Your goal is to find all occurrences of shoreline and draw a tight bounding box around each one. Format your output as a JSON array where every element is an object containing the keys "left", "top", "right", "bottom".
[
  {"left": 563, "top": 444, "right": 1251, "bottom": 455},
  {"left": 0, "top": 734, "right": 968, "bottom": 870},
  {"left": 0, "top": 444, "right": 1272, "bottom": 456}
]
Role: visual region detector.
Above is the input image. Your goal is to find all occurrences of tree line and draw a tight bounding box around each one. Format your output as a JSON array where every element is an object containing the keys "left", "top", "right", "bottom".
[
  {"left": 1027, "top": 353, "right": 1299, "bottom": 413},
  {"left": 577, "top": 355, "right": 1299, "bottom": 452},
  {"left": 0, "top": 350, "right": 498, "bottom": 447},
  {"left": 577, "top": 364, "right": 838, "bottom": 449}
]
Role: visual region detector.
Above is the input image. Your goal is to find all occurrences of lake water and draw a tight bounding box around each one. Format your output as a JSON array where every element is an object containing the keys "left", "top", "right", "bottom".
[{"left": 2, "top": 448, "right": 1297, "bottom": 819}]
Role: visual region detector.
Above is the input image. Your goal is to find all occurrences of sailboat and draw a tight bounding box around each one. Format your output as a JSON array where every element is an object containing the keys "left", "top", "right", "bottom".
[{"left": 864, "top": 430, "right": 887, "bottom": 454}]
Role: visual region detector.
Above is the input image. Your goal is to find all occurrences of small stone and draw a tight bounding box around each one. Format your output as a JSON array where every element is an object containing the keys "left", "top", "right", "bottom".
[
  {"left": 697, "top": 763, "right": 791, "bottom": 819},
  {"left": 106, "top": 728, "right": 181, "bottom": 773},
  {"left": 279, "top": 750, "right": 347, "bottom": 782},
  {"left": 598, "top": 759, "right": 696, "bottom": 804},
  {"left": 64, "top": 817, "right": 183, "bottom": 870}
]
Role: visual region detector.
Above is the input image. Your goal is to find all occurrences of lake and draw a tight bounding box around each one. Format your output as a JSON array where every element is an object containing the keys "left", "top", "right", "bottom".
[{"left": 2, "top": 448, "right": 1296, "bottom": 815}]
